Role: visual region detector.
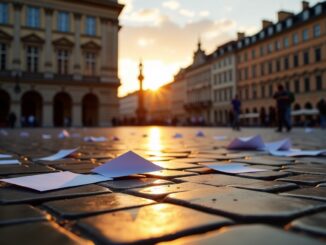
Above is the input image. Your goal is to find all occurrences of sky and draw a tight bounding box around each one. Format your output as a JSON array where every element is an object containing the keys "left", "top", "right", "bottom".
[{"left": 117, "top": 0, "right": 320, "bottom": 97}]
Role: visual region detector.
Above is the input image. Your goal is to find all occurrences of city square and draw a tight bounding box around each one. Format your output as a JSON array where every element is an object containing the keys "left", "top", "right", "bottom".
[{"left": 0, "top": 0, "right": 326, "bottom": 244}]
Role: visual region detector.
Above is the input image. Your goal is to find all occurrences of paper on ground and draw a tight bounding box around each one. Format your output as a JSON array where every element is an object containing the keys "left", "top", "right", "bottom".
[
  {"left": 0, "top": 154, "right": 13, "bottom": 159},
  {"left": 84, "top": 136, "right": 107, "bottom": 142},
  {"left": 213, "top": 136, "right": 227, "bottom": 141},
  {"left": 92, "top": 151, "right": 163, "bottom": 178},
  {"left": 227, "top": 135, "right": 265, "bottom": 150},
  {"left": 264, "top": 139, "right": 291, "bottom": 151},
  {"left": 202, "top": 162, "right": 267, "bottom": 174},
  {"left": 269, "top": 149, "right": 326, "bottom": 157},
  {"left": 42, "top": 134, "right": 52, "bottom": 140},
  {"left": 0, "top": 171, "right": 111, "bottom": 192},
  {"left": 196, "top": 131, "right": 205, "bottom": 137},
  {"left": 0, "top": 159, "right": 20, "bottom": 165},
  {"left": 173, "top": 133, "right": 183, "bottom": 138},
  {"left": 36, "top": 148, "right": 78, "bottom": 161},
  {"left": 58, "top": 129, "right": 70, "bottom": 139}
]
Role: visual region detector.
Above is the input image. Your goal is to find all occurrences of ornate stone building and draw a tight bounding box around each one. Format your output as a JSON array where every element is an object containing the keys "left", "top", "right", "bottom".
[{"left": 0, "top": 0, "right": 123, "bottom": 127}]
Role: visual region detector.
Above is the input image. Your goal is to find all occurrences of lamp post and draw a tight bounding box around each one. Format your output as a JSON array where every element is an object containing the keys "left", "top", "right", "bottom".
[{"left": 136, "top": 60, "right": 147, "bottom": 124}]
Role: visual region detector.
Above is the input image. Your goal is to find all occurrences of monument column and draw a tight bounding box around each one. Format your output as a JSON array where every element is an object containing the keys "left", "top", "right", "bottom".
[
  {"left": 136, "top": 61, "right": 147, "bottom": 124},
  {"left": 44, "top": 8, "right": 54, "bottom": 78}
]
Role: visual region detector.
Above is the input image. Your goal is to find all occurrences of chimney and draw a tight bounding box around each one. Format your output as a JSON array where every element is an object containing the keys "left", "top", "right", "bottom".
[
  {"left": 277, "top": 11, "right": 293, "bottom": 22},
  {"left": 237, "top": 32, "right": 245, "bottom": 40},
  {"left": 262, "top": 20, "right": 273, "bottom": 29},
  {"left": 302, "top": 1, "right": 309, "bottom": 10}
]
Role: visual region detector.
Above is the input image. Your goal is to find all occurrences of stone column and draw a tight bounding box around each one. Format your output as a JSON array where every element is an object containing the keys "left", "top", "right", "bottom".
[
  {"left": 73, "top": 14, "right": 82, "bottom": 80},
  {"left": 44, "top": 9, "right": 54, "bottom": 78},
  {"left": 12, "top": 3, "right": 22, "bottom": 75},
  {"left": 43, "top": 103, "right": 53, "bottom": 127},
  {"left": 72, "top": 103, "right": 82, "bottom": 126}
]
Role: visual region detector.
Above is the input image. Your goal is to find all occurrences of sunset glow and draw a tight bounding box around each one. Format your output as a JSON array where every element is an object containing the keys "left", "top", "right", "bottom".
[{"left": 118, "top": 0, "right": 320, "bottom": 97}]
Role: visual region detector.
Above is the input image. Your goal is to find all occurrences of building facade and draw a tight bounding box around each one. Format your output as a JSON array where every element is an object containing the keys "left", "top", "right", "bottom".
[
  {"left": 171, "top": 69, "right": 187, "bottom": 125},
  {"left": 211, "top": 41, "right": 237, "bottom": 125},
  {"left": 236, "top": 1, "right": 326, "bottom": 126},
  {"left": 184, "top": 41, "right": 213, "bottom": 125},
  {"left": 0, "top": 0, "right": 123, "bottom": 127}
]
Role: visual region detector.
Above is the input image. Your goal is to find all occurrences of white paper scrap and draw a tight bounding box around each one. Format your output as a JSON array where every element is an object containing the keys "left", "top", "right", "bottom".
[
  {"left": 42, "top": 134, "right": 52, "bottom": 140},
  {"left": 173, "top": 133, "right": 183, "bottom": 138},
  {"left": 0, "top": 130, "right": 8, "bottom": 136},
  {"left": 0, "top": 154, "right": 13, "bottom": 159},
  {"left": 269, "top": 149, "right": 326, "bottom": 157},
  {"left": 58, "top": 129, "right": 70, "bottom": 139},
  {"left": 264, "top": 139, "right": 292, "bottom": 151},
  {"left": 227, "top": 135, "right": 264, "bottom": 150},
  {"left": 196, "top": 131, "right": 205, "bottom": 137},
  {"left": 213, "top": 136, "right": 227, "bottom": 141},
  {"left": 20, "top": 132, "right": 29, "bottom": 137},
  {"left": 203, "top": 163, "right": 267, "bottom": 174},
  {"left": 0, "top": 171, "right": 111, "bottom": 192},
  {"left": 36, "top": 148, "right": 78, "bottom": 161},
  {"left": 84, "top": 136, "right": 107, "bottom": 142},
  {"left": 92, "top": 151, "right": 163, "bottom": 178},
  {"left": 0, "top": 159, "right": 20, "bottom": 165}
]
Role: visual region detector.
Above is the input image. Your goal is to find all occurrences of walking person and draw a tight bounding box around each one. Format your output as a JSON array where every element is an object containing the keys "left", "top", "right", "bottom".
[
  {"left": 317, "top": 98, "right": 326, "bottom": 129},
  {"left": 8, "top": 112, "right": 17, "bottom": 128},
  {"left": 231, "top": 94, "right": 241, "bottom": 131},
  {"left": 273, "top": 84, "right": 292, "bottom": 132}
]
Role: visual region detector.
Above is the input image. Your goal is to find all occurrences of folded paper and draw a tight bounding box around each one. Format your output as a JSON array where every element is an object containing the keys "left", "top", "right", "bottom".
[
  {"left": 202, "top": 162, "right": 267, "bottom": 174},
  {"left": 36, "top": 148, "right": 78, "bottom": 161}
]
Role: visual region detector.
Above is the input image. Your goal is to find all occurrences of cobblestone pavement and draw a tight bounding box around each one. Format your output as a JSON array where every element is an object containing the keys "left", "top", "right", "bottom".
[{"left": 0, "top": 126, "right": 325, "bottom": 245}]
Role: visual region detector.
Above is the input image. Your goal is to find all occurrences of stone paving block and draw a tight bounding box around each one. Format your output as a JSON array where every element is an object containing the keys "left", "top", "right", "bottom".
[
  {"left": 0, "top": 205, "right": 49, "bottom": 225},
  {"left": 231, "top": 181, "right": 298, "bottom": 193},
  {"left": 145, "top": 169, "right": 198, "bottom": 179},
  {"left": 76, "top": 203, "right": 233, "bottom": 244},
  {"left": 283, "top": 165, "right": 326, "bottom": 175},
  {"left": 0, "top": 184, "right": 111, "bottom": 204},
  {"left": 158, "top": 224, "right": 325, "bottom": 245},
  {"left": 290, "top": 211, "right": 326, "bottom": 236},
  {"left": 237, "top": 170, "right": 290, "bottom": 180},
  {"left": 0, "top": 164, "right": 55, "bottom": 176},
  {"left": 165, "top": 187, "right": 324, "bottom": 221},
  {"left": 44, "top": 193, "right": 155, "bottom": 219},
  {"left": 37, "top": 158, "right": 83, "bottom": 165},
  {"left": 146, "top": 156, "right": 175, "bottom": 161},
  {"left": 126, "top": 182, "right": 215, "bottom": 199},
  {"left": 0, "top": 221, "right": 87, "bottom": 245},
  {"left": 171, "top": 158, "right": 216, "bottom": 163},
  {"left": 154, "top": 161, "right": 200, "bottom": 170},
  {"left": 235, "top": 157, "right": 292, "bottom": 166},
  {"left": 100, "top": 177, "right": 173, "bottom": 190},
  {"left": 281, "top": 187, "right": 326, "bottom": 201},
  {"left": 277, "top": 174, "right": 326, "bottom": 186},
  {"left": 186, "top": 167, "right": 215, "bottom": 174}
]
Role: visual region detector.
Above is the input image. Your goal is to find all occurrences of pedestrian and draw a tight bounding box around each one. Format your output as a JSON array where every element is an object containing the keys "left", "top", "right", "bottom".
[
  {"left": 317, "top": 98, "right": 326, "bottom": 129},
  {"left": 8, "top": 112, "right": 17, "bottom": 128},
  {"left": 273, "top": 84, "right": 292, "bottom": 132},
  {"left": 231, "top": 94, "right": 241, "bottom": 131}
]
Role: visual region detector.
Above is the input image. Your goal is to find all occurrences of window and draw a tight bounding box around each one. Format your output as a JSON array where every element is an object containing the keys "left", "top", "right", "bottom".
[
  {"left": 276, "top": 23, "right": 282, "bottom": 32},
  {"left": 260, "top": 63, "right": 265, "bottom": 76},
  {"left": 293, "top": 53, "right": 299, "bottom": 67},
  {"left": 284, "top": 56, "right": 289, "bottom": 69},
  {"left": 302, "top": 10, "right": 309, "bottom": 20},
  {"left": 268, "top": 43, "right": 273, "bottom": 53},
  {"left": 251, "top": 65, "right": 256, "bottom": 78},
  {"left": 259, "top": 31, "right": 265, "bottom": 39},
  {"left": 237, "top": 41, "right": 242, "bottom": 48},
  {"left": 268, "top": 61, "right": 273, "bottom": 74},
  {"left": 315, "top": 4, "right": 322, "bottom": 15},
  {"left": 229, "top": 70, "right": 232, "bottom": 81},
  {"left": 304, "top": 78, "right": 310, "bottom": 92},
  {"left": 85, "top": 52, "right": 96, "bottom": 76},
  {"left": 276, "top": 59, "right": 281, "bottom": 72},
  {"left": 27, "top": 6, "right": 40, "bottom": 28},
  {"left": 313, "top": 24, "right": 321, "bottom": 37},
  {"left": 316, "top": 75, "right": 322, "bottom": 90},
  {"left": 26, "top": 46, "right": 39, "bottom": 72},
  {"left": 57, "top": 11, "right": 70, "bottom": 32},
  {"left": 315, "top": 47, "right": 321, "bottom": 62},
  {"left": 244, "top": 67, "right": 248, "bottom": 80},
  {"left": 57, "top": 49, "right": 69, "bottom": 74},
  {"left": 269, "top": 84, "right": 273, "bottom": 97},
  {"left": 85, "top": 16, "right": 96, "bottom": 36},
  {"left": 251, "top": 49, "right": 256, "bottom": 59},
  {"left": 0, "top": 3, "right": 8, "bottom": 24},
  {"left": 268, "top": 27, "right": 273, "bottom": 36},
  {"left": 260, "top": 46, "right": 264, "bottom": 56},
  {"left": 285, "top": 81, "right": 290, "bottom": 91},
  {"left": 251, "top": 36, "right": 257, "bottom": 43},
  {"left": 0, "top": 43, "right": 7, "bottom": 70},
  {"left": 286, "top": 18, "right": 293, "bottom": 28},
  {"left": 293, "top": 33, "right": 299, "bottom": 45},
  {"left": 244, "top": 52, "right": 248, "bottom": 62},
  {"left": 283, "top": 37, "right": 289, "bottom": 48},
  {"left": 261, "top": 84, "right": 265, "bottom": 98},
  {"left": 294, "top": 80, "right": 300, "bottom": 93},
  {"left": 303, "top": 51, "right": 309, "bottom": 65},
  {"left": 238, "top": 70, "right": 242, "bottom": 81},
  {"left": 245, "top": 38, "right": 250, "bottom": 45},
  {"left": 302, "top": 29, "right": 308, "bottom": 41},
  {"left": 275, "top": 40, "right": 281, "bottom": 50}
]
